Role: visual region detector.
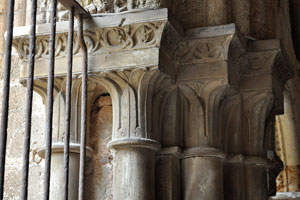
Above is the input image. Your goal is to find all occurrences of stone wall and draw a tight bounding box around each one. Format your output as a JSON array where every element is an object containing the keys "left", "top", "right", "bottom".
[{"left": 0, "top": 0, "right": 45, "bottom": 199}]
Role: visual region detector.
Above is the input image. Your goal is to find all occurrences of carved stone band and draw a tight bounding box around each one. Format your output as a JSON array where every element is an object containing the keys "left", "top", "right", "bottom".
[{"left": 13, "top": 9, "right": 170, "bottom": 79}]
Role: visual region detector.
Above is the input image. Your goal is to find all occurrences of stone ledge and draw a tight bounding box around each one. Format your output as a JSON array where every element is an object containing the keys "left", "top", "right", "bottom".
[
  {"left": 270, "top": 192, "right": 300, "bottom": 200},
  {"left": 13, "top": 9, "right": 171, "bottom": 79}
]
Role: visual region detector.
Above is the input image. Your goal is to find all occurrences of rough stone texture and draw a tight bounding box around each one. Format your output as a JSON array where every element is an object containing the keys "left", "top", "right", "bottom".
[
  {"left": 155, "top": 154, "right": 180, "bottom": 200},
  {"left": 273, "top": 0, "right": 300, "bottom": 194},
  {"left": 86, "top": 95, "right": 113, "bottom": 200},
  {"left": 2, "top": 55, "right": 45, "bottom": 200},
  {"left": 1, "top": 0, "right": 300, "bottom": 200},
  {"left": 181, "top": 157, "right": 224, "bottom": 200},
  {"left": 270, "top": 192, "right": 300, "bottom": 200}
]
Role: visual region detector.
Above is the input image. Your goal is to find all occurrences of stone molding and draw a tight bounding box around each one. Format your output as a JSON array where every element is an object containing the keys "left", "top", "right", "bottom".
[
  {"left": 14, "top": 9, "right": 169, "bottom": 79},
  {"left": 158, "top": 146, "right": 277, "bottom": 167},
  {"left": 38, "top": 143, "right": 93, "bottom": 158},
  {"left": 107, "top": 137, "right": 161, "bottom": 151}
]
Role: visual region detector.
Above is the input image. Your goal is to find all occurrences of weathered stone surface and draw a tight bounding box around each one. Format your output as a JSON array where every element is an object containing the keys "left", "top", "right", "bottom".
[
  {"left": 2, "top": 55, "right": 45, "bottom": 200},
  {"left": 270, "top": 192, "right": 300, "bottom": 200},
  {"left": 181, "top": 157, "right": 224, "bottom": 200},
  {"left": 1, "top": 0, "right": 300, "bottom": 199},
  {"left": 155, "top": 154, "right": 180, "bottom": 200},
  {"left": 86, "top": 96, "right": 113, "bottom": 200}
]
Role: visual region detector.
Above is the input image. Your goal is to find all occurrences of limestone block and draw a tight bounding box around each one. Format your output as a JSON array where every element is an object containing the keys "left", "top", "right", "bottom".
[
  {"left": 112, "top": 148, "right": 156, "bottom": 200},
  {"left": 244, "top": 164, "right": 268, "bottom": 200},
  {"left": 223, "top": 162, "right": 245, "bottom": 200},
  {"left": 181, "top": 157, "right": 223, "bottom": 200},
  {"left": 270, "top": 192, "right": 300, "bottom": 200},
  {"left": 49, "top": 153, "right": 80, "bottom": 200},
  {"left": 155, "top": 154, "right": 180, "bottom": 200}
]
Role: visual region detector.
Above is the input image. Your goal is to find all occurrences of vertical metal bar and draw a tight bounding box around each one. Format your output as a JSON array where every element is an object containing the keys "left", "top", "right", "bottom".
[
  {"left": 77, "top": 14, "right": 88, "bottom": 200},
  {"left": 44, "top": 0, "right": 57, "bottom": 199},
  {"left": 21, "top": 0, "right": 37, "bottom": 199},
  {"left": 0, "top": 0, "right": 15, "bottom": 199},
  {"left": 63, "top": 6, "right": 74, "bottom": 200}
]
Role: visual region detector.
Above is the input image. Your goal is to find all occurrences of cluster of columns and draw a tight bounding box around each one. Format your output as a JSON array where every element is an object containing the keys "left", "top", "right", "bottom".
[{"left": 14, "top": 8, "right": 293, "bottom": 200}]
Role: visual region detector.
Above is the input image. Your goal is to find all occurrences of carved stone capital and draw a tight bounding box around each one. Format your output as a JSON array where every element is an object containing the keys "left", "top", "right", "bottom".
[
  {"left": 168, "top": 24, "right": 246, "bottom": 84},
  {"left": 240, "top": 40, "right": 294, "bottom": 105},
  {"left": 15, "top": 8, "right": 175, "bottom": 144},
  {"left": 157, "top": 24, "right": 246, "bottom": 149},
  {"left": 90, "top": 67, "right": 167, "bottom": 141},
  {"left": 21, "top": 77, "right": 89, "bottom": 145},
  {"left": 13, "top": 9, "right": 169, "bottom": 79}
]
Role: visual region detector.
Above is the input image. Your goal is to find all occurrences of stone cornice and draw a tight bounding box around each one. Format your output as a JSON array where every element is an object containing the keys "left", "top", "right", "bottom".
[
  {"left": 14, "top": 21, "right": 166, "bottom": 60},
  {"left": 13, "top": 9, "right": 170, "bottom": 79}
]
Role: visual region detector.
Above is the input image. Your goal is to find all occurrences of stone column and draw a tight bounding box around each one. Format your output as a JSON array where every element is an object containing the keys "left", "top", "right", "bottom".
[
  {"left": 108, "top": 138, "right": 160, "bottom": 200},
  {"left": 155, "top": 147, "right": 181, "bottom": 200},
  {"left": 224, "top": 39, "right": 293, "bottom": 200},
  {"left": 181, "top": 149, "right": 226, "bottom": 200},
  {"left": 14, "top": 8, "right": 171, "bottom": 200},
  {"left": 39, "top": 144, "right": 92, "bottom": 200},
  {"left": 161, "top": 23, "right": 245, "bottom": 200},
  {"left": 99, "top": 68, "right": 165, "bottom": 200}
]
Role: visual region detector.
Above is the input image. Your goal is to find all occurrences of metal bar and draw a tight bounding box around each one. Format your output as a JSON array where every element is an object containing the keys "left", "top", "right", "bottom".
[
  {"left": 63, "top": 6, "right": 74, "bottom": 200},
  {"left": 77, "top": 14, "right": 88, "bottom": 200},
  {"left": 44, "top": 0, "right": 57, "bottom": 199},
  {"left": 0, "top": 0, "right": 15, "bottom": 199},
  {"left": 21, "top": 0, "right": 37, "bottom": 199}
]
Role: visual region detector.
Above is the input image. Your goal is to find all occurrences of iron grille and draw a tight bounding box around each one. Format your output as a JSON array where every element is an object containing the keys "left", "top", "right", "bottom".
[{"left": 0, "top": 1, "right": 90, "bottom": 199}]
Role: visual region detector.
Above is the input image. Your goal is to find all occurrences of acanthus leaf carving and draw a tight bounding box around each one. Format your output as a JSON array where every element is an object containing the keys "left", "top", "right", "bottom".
[
  {"left": 96, "top": 67, "right": 163, "bottom": 140},
  {"left": 118, "top": 84, "right": 137, "bottom": 138}
]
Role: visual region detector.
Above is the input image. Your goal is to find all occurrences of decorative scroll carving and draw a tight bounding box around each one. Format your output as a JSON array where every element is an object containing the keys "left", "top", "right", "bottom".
[
  {"left": 13, "top": 21, "right": 165, "bottom": 61},
  {"left": 240, "top": 51, "right": 275, "bottom": 71},
  {"left": 240, "top": 41, "right": 294, "bottom": 90},
  {"left": 173, "top": 35, "right": 233, "bottom": 64}
]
